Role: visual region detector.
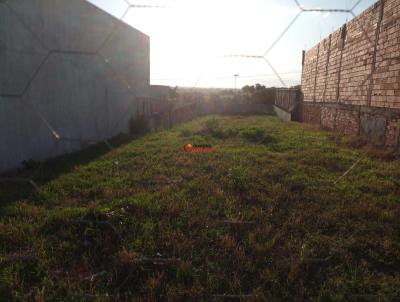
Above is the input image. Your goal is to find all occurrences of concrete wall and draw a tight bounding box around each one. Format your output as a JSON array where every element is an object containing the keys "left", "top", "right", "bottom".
[
  {"left": 147, "top": 100, "right": 275, "bottom": 132},
  {"left": 273, "top": 106, "right": 292, "bottom": 122},
  {"left": 301, "top": 0, "right": 400, "bottom": 149},
  {"left": 274, "top": 88, "right": 301, "bottom": 122},
  {"left": 0, "top": 0, "right": 150, "bottom": 172}
]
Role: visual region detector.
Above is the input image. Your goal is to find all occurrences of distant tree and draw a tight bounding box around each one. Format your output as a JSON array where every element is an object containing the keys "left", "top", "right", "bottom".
[
  {"left": 169, "top": 86, "right": 178, "bottom": 99},
  {"left": 255, "top": 84, "right": 265, "bottom": 91},
  {"left": 241, "top": 83, "right": 275, "bottom": 104}
]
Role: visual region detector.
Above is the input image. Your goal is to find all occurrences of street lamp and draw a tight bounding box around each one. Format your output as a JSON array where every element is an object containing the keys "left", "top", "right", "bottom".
[{"left": 233, "top": 74, "right": 239, "bottom": 92}]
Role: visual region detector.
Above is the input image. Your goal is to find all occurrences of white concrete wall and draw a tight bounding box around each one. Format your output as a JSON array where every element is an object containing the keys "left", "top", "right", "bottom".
[
  {"left": 273, "top": 105, "right": 292, "bottom": 122},
  {"left": 0, "top": 0, "right": 150, "bottom": 172}
]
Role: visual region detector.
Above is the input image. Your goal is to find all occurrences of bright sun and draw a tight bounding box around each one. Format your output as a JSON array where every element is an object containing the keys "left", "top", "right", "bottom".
[
  {"left": 89, "top": 0, "right": 310, "bottom": 88},
  {"left": 121, "top": 0, "right": 300, "bottom": 87}
]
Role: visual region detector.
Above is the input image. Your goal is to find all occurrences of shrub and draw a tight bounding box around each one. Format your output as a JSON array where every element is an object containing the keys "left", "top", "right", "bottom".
[
  {"left": 223, "top": 128, "right": 239, "bottom": 138},
  {"left": 180, "top": 128, "right": 193, "bottom": 138},
  {"left": 239, "top": 127, "right": 265, "bottom": 143},
  {"left": 203, "top": 117, "right": 220, "bottom": 134}
]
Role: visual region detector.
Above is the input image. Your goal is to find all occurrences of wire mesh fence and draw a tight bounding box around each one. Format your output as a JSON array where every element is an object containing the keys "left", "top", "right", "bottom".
[
  {"left": 0, "top": 0, "right": 383, "bottom": 202},
  {"left": 1, "top": 0, "right": 397, "bottom": 299}
]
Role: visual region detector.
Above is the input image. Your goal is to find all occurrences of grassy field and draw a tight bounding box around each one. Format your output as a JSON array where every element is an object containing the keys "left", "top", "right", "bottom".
[{"left": 1, "top": 115, "right": 400, "bottom": 301}]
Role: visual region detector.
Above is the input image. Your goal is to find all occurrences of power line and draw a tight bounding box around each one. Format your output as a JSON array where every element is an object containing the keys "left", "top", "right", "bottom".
[{"left": 151, "top": 71, "right": 302, "bottom": 82}]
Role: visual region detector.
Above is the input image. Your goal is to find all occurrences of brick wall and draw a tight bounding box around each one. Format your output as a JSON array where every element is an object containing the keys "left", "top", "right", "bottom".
[
  {"left": 302, "top": 103, "right": 321, "bottom": 125},
  {"left": 325, "top": 30, "right": 343, "bottom": 102},
  {"left": 372, "top": 0, "right": 400, "bottom": 108},
  {"left": 321, "top": 107, "right": 336, "bottom": 130},
  {"left": 302, "top": 44, "right": 320, "bottom": 101},
  {"left": 386, "top": 119, "right": 398, "bottom": 146},
  {"left": 301, "top": 0, "right": 400, "bottom": 149},
  {"left": 339, "top": 4, "right": 379, "bottom": 106},
  {"left": 314, "top": 37, "right": 330, "bottom": 102},
  {"left": 335, "top": 109, "right": 360, "bottom": 135}
]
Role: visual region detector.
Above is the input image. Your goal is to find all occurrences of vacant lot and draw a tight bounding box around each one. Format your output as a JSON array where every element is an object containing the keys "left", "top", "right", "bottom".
[{"left": 1, "top": 116, "right": 400, "bottom": 301}]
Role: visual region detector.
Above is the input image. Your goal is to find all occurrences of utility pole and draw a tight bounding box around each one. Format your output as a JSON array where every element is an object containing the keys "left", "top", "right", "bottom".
[{"left": 233, "top": 74, "right": 239, "bottom": 92}]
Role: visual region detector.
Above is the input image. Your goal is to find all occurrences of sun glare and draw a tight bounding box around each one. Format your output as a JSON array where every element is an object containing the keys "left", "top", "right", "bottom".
[
  {"left": 122, "top": 0, "right": 301, "bottom": 87},
  {"left": 88, "top": 0, "right": 375, "bottom": 88}
]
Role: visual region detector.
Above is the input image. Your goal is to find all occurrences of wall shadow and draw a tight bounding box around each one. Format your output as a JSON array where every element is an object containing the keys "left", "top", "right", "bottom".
[{"left": 0, "top": 134, "right": 134, "bottom": 211}]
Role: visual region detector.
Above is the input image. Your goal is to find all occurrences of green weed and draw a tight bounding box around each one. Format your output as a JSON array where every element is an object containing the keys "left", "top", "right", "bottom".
[{"left": 0, "top": 115, "right": 399, "bottom": 301}]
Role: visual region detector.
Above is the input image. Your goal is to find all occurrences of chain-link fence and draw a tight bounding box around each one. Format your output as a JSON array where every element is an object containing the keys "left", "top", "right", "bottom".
[
  {"left": 3, "top": 0, "right": 400, "bottom": 299},
  {"left": 0, "top": 0, "right": 383, "bottom": 190}
]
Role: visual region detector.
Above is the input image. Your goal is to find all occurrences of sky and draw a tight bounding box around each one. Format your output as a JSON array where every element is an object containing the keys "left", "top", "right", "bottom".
[{"left": 88, "top": 0, "right": 377, "bottom": 89}]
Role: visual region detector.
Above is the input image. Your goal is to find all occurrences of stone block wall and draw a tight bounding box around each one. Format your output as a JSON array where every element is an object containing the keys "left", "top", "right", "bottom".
[{"left": 301, "top": 0, "right": 400, "bottom": 149}]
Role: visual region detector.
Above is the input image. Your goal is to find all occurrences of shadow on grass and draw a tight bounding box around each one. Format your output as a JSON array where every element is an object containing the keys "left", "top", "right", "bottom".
[{"left": 0, "top": 134, "right": 135, "bottom": 211}]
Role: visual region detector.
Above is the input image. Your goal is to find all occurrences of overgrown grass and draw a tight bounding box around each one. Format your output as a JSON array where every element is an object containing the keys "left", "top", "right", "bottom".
[
  {"left": 1, "top": 115, "right": 400, "bottom": 301},
  {"left": 184, "top": 116, "right": 277, "bottom": 145}
]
